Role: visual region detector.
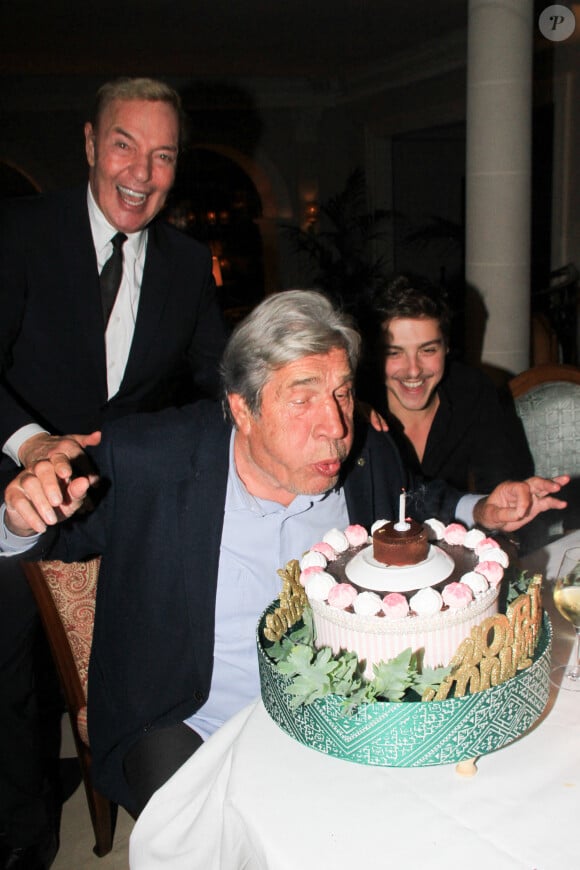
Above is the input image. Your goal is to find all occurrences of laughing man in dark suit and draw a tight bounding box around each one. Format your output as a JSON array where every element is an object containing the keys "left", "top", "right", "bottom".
[{"left": 0, "top": 77, "right": 225, "bottom": 867}]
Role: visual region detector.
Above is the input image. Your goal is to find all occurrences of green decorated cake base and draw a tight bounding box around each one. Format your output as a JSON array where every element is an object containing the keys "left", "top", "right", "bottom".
[{"left": 257, "top": 607, "right": 552, "bottom": 767}]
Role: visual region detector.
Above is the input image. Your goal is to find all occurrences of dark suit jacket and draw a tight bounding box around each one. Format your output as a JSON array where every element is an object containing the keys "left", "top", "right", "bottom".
[
  {"left": 41, "top": 402, "right": 463, "bottom": 812},
  {"left": 0, "top": 186, "right": 226, "bottom": 461}
]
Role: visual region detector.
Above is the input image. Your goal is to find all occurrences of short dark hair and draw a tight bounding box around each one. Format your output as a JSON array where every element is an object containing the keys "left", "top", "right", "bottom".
[
  {"left": 90, "top": 77, "right": 186, "bottom": 147},
  {"left": 373, "top": 274, "right": 452, "bottom": 344}
]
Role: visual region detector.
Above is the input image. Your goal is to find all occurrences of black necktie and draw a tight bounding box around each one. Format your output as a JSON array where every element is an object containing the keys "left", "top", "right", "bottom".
[{"left": 99, "top": 232, "right": 127, "bottom": 327}]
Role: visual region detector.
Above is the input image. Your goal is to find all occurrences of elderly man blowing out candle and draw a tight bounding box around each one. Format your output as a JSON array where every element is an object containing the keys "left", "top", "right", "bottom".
[{"left": 1, "top": 290, "right": 567, "bottom": 818}]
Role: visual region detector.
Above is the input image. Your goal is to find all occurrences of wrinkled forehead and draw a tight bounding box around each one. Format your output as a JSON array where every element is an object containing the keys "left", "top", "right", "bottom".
[
  {"left": 267, "top": 347, "right": 354, "bottom": 392},
  {"left": 94, "top": 97, "right": 179, "bottom": 138}
]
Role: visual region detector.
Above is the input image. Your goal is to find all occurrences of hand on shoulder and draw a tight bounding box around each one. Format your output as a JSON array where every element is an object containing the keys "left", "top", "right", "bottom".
[{"left": 4, "top": 433, "right": 101, "bottom": 536}]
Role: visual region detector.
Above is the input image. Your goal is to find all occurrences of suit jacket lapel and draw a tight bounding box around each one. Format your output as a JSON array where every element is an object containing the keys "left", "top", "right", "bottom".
[
  {"left": 343, "top": 419, "right": 404, "bottom": 528},
  {"left": 344, "top": 441, "right": 375, "bottom": 530},
  {"left": 60, "top": 188, "right": 108, "bottom": 403},
  {"left": 120, "top": 220, "right": 171, "bottom": 390},
  {"left": 178, "top": 416, "right": 231, "bottom": 633}
]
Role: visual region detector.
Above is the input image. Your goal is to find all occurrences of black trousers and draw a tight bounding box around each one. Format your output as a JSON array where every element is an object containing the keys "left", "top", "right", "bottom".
[
  {"left": 123, "top": 722, "right": 204, "bottom": 816},
  {"left": 0, "top": 558, "right": 61, "bottom": 848}
]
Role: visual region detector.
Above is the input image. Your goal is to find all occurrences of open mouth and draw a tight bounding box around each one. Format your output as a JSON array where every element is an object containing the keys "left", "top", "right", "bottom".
[
  {"left": 117, "top": 184, "right": 148, "bottom": 206},
  {"left": 314, "top": 459, "right": 342, "bottom": 477},
  {"left": 399, "top": 378, "right": 427, "bottom": 390}
]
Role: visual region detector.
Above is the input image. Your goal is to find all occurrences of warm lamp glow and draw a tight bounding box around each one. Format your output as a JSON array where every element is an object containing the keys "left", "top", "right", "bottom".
[
  {"left": 304, "top": 202, "right": 319, "bottom": 225},
  {"left": 212, "top": 255, "right": 223, "bottom": 287}
]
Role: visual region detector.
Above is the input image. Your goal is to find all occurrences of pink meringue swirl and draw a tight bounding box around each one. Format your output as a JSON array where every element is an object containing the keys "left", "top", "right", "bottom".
[
  {"left": 327, "top": 582, "right": 358, "bottom": 610},
  {"left": 310, "top": 541, "right": 338, "bottom": 561},
  {"left": 442, "top": 523, "right": 467, "bottom": 546},
  {"left": 475, "top": 536, "right": 500, "bottom": 554},
  {"left": 475, "top": 560, "right": 504, "bottom": 588},
  {"left": 299, "top": 565, "right": 323, "bottom": 586},
  {"left": 344, "top": 524, "right": 369, "bottom": 547},
  {"left": 442, "top": 581, "right": 473, "bottom": 610},
  {"left": 381, "top": 592, "right": 409, "bottom": 620}
]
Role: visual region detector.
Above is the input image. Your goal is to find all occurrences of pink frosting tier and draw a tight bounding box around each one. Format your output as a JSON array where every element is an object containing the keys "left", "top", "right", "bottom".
[
  {"left": 310, "top": 587, "right": 498, "bottom": 678},
  {"left": 302, "top": 520, "right": 506, "bottom": 677}
]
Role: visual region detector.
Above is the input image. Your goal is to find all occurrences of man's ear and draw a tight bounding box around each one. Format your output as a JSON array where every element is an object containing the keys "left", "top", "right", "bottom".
[
  {"left": 84, "top": 122, "right": 96, "bottom": 167},
  {"left": 228, "top": 393, "right": 253, "bottom": 434}
]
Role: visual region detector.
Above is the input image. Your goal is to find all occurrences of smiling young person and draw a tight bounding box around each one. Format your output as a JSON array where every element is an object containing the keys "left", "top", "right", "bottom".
[{"left": 365, "top": 274, "right": 534, "bottom": 493}]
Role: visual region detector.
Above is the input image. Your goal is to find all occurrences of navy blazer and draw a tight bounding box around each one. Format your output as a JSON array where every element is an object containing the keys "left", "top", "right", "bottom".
[
  {"left": 42, "top": 402, "right": 463, "bottom": 812},
  {"left": 0, "top": 186, "right": 226, "bottom": 452}
]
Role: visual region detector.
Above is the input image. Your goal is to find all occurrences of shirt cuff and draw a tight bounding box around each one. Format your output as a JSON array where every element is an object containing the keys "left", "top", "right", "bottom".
[
  {"left": 0, "top": 504, "right": 41, "bottom": 556},
  {"left": 3, "top": 424, "right": 49, "bottom": 465},
  {"left": 455, "top": 493, "right": 485, "bottom": 528}
]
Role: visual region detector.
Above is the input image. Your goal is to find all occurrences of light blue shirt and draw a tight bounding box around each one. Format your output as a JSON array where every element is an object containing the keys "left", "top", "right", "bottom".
[{"left": 186, "top": 432, "right": 350, "bottom": 740}]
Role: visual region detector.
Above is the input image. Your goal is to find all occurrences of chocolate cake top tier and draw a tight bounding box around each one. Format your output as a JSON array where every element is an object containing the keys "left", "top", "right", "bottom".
[{"left": 372, "top": 519, "right": 429, "bottom": 567}]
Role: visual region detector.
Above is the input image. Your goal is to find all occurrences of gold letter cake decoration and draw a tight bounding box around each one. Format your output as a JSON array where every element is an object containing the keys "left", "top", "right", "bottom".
[
  {"left": 263, "top": 560, "right": 308, "bottom": 642},
  {"left": 425, "top": 574, "right": 544, "bottom": 700}
]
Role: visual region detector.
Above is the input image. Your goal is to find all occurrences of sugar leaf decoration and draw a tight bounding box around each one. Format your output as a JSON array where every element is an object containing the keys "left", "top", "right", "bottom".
[{"left": 266, "top": 608, "right": 451, "bottom": 712}]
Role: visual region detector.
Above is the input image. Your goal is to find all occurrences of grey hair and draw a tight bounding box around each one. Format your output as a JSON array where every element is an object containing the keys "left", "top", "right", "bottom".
[
  {"left": 221, "top": 289, "right": 361, "bottom": 422},
  {"left": 90, "top": 77, "right": 186, "bottom": 146}
]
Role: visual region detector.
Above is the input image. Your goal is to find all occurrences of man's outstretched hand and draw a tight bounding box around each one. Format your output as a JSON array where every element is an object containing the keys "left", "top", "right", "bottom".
[
  {"left": 473, "top": 475, "right": 569, "bottom": 533},
  {"left": 5, "top": 432, "right": 102, "bottom": 536}
]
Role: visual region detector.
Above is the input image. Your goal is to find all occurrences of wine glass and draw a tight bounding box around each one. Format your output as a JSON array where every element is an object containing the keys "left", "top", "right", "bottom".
[{"left": 552, "top": 546, "right": 580, "bottom": 691}]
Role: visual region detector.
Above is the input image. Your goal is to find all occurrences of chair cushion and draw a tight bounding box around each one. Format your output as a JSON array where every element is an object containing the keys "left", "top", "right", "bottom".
[
  {"left": 515, "top": 381, "right": 580, "bottom": 478},
  {"left": 77, "top": 705, "right": 89, "bottom": 746},
  {"left": 39, "top": 558, "right": 101, "bottom": 699}
]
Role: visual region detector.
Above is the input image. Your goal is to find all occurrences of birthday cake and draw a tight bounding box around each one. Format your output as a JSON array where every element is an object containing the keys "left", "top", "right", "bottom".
[
  {"left": 257, "top": 516, "right": 551, "bottom": 769},
  {"left": 299, "top": 518, "right": 507, "bottom": 677}
]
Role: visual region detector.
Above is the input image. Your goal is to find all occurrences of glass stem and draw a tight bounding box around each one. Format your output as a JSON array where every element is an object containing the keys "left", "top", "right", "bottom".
[{"left": 569, "top": 627, "right": 580, "bottom": 679}]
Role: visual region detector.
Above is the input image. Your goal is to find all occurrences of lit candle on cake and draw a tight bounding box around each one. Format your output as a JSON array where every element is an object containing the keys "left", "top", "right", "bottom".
[{"left": 394, "top": 490, "right": 410, "bottom": 531}]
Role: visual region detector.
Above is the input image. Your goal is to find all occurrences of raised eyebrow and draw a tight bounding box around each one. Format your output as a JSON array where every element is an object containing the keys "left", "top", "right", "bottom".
[
  {"left": 286, "top": 373, "right": 353, "bottom": 389},
  {"left": 418, "top": 339, "right": 444, "bottom": 349},
  {"left": 111, "top": 125, "right": 134, "bottom": 141},
  {"left": 286, "top": 375, "right": 322, "bottom": 389},
  {"left": 385, "top": 339, "right": 443, "bottom": 351},
  {"left": 111, "top": 126, "right": 178, "bottom": 153}
]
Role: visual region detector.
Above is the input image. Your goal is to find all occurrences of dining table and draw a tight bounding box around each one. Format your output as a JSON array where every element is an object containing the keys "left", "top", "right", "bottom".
[{"left": 130, "top": 531, "right": 580, "bottom": 870}]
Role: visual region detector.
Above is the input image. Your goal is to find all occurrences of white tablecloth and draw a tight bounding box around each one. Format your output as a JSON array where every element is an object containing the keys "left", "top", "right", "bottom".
[{"left": 130, "top": 532, "right": 580, "bottom": 870}]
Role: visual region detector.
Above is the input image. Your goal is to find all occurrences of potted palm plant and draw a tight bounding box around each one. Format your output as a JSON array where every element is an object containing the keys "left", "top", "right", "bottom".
[{"left": 284, "top": 168, "right": 394, "bottom": 323}]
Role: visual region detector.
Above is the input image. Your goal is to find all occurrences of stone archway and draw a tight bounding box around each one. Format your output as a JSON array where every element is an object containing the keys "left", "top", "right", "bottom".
[
  {"left": 168, "top": 143, "right": 291, "bottom": 318},
  {"left": 0, "top": 161, "right": 40, "bottom": 197},
  {"left": 204, "top": 145, "right": 292, "bottom": 301}
]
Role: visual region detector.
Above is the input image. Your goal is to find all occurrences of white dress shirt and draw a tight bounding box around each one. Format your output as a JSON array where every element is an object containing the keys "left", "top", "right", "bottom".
[{"left": 88, "top": 185, "right": 147, "bottom": 399}]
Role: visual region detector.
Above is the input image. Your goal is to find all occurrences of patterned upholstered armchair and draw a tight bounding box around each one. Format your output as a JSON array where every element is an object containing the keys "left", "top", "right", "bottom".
[
  {"left": 509, "top": 364, "right": 580, "bottom": 478},
  {"left": 21, "top": 558, "right": 118, "bottom": 857},
  {"left": 509, "top": 363, "right": 580, "bottom": 537}
]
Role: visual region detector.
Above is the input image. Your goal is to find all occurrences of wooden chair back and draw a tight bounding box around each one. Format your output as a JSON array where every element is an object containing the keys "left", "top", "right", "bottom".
[{"left": 21, "top": 558, "right": 117, "bottom": 857}]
